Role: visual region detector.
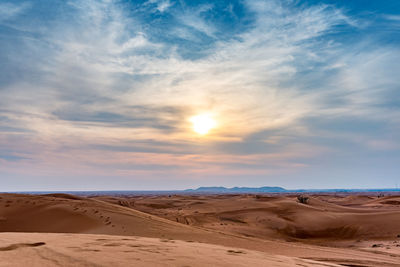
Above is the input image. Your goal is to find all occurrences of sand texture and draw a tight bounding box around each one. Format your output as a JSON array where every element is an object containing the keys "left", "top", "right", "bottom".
[
  {"left": 1, "top": 193, "right": 400, "bottom": 266},
  {"left": 0, "top": 232, "right": 344, "bottom": 267}
]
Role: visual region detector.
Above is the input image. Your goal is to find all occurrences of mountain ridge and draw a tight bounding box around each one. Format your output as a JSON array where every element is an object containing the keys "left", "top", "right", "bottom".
[{"left": 185, "top": 186, "right": 286, "bottom": 193}]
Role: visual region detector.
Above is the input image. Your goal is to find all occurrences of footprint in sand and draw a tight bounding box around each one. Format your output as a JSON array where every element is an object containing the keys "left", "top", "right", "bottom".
[
  {"left": 227, "top": 250, "right": 245, "bottom": 255},
  {"left": 0, "top": 242, "right": 46, "bottom": 251},
  {"left": 160, "top": 239, "right": 175, "bottom": 243},
  {"left": 103, "top": 243, "right": 122, "bottom": 247}
]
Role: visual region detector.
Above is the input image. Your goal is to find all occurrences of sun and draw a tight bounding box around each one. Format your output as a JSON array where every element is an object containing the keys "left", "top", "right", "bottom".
[{"left": 190, "top": 114, "right": 217, "bottom": 135}]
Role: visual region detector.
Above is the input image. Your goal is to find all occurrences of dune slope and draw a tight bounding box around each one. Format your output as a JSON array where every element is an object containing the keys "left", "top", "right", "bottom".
[
  {"left": 0, "top": 232, "right": 343, "bottom": 267},
  {"left": 111, "top": 194, "right": 400, "bottom": 241},
  {"left": 1, "top": 193, "right": 400, "bottom": 266}
]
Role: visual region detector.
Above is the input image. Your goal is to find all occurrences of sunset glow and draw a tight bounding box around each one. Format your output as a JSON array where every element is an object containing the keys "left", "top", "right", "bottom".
[{"left": 190, "top": 114, "right": 217, "bottom": 135}]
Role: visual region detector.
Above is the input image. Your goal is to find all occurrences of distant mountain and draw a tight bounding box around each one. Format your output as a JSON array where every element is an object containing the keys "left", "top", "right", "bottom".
[
  {"left": 185, "top": 186, "right": 287, "bottom": 193},
  {"left": 184, "top": 186, "right": 400, "bottom": 194}
]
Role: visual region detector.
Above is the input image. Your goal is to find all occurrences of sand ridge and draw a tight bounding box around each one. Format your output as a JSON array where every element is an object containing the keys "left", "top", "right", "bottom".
[
  {"left": 1, "top": 193, "right": 400, "bottom": 266},
  {"left": 101, "top": 194, "right": 400, "bottom": 241}
]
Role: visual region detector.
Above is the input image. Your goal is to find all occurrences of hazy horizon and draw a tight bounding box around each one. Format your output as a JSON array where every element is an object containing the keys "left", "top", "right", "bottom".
[
  {"left": 1, "top": 0, "right": 399, "bottom": 191},
  {"left": 4, "top": 185, "right": 400, "bottom": 194}
]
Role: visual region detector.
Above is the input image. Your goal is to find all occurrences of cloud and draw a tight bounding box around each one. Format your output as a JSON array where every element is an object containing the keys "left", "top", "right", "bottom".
[
  {"left": 0, "top": 2, "right": 30, "bottom": 22},
  {"left": 52, "top": 104, "right": 187, "bottom": 131},
  {"left": 175, "top": 4, "right": 216, "bottom": 38},
  {"left": 0, "top": 0, "right": 399, "bottom": 189},
  {"left": 0, "top": 153, "right": 28, "bottom": 162},
  {"left": 145, "top": 0, "right": 172, "bottom": 13},
  {"left": 384, "top": 14, "right": 400, "bottom": 21}
]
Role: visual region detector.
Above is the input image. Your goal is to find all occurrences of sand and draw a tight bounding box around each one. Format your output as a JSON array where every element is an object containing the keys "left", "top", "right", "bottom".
[
  {"left": 0, "top": 232, "right": 342, "bottom": 267},
  {"left": 112, "top": 194, "right": 400, "bottom": 241},
  {"left": 1, "top": 193, "right": 400, "bottom": 266}
]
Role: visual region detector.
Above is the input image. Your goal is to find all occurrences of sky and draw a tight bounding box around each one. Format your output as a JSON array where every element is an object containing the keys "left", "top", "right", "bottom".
[{"left": 0, "top": 0, "right": 399, "bottom": 191}]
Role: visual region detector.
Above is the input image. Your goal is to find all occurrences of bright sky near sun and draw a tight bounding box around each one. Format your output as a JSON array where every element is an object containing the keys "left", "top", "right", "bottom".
[
  {"left": 0, "top": 0, "right": 399, "bottom": 191},
  {"left": 190, "top": 114, "right": 217, "bottom": 135}
]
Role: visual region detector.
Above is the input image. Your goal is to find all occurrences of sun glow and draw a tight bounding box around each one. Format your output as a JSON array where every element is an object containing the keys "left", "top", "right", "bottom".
[{"left": 190, "top": 114, "right": 217, "bottom": 135}]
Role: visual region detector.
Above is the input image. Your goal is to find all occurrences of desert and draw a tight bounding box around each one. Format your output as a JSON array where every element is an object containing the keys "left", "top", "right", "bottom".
[
  {"left": 1, "top": 0, "right": 400, "bottom": 265},
  {"left": 1, "top": 192, "right": 400, "bottom": 266}
]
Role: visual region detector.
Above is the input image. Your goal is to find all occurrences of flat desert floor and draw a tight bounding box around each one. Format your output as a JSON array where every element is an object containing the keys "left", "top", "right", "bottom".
[{"left": 1, "top": 193, "right": 400, "bottom": 266}]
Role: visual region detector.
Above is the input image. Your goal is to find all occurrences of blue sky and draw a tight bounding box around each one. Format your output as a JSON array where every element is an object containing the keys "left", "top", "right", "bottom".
[{"left": 0, "top": 0, "right": 399, "bottom": 191}]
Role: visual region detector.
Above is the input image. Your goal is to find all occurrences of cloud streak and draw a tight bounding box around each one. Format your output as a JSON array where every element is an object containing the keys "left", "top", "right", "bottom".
[{"left": 0, "top": 0, "right": 399, "bottom": 190}]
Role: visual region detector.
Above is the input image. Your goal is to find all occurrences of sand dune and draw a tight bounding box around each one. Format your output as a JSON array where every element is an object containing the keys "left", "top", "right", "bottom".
[
  {"left": 0, "top": 193, "right": 222, "bottom": 239},
  {"left": 1, "top": 193, "right": 400, "bottom": 266},
  {"left": 104, "top": 194, "right": 400, "bottom": 241},
  {"left": 0, "top": 232, "right": 344, "bottom": 267}
]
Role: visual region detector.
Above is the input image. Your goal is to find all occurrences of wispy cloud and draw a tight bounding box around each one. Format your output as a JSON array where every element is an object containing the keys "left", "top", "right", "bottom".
[
  {"left": 0, "top": 0, "right": 399, "bottom": 190},
  {"left": 145, "top": 0, "right": 173, "bottom": 13},
  {"left": 383, "top": 14, "right": 400, "bottom": 21},
  {"left": 0, "top": 2, "right": 30, "bottom": 22}
]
